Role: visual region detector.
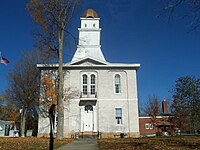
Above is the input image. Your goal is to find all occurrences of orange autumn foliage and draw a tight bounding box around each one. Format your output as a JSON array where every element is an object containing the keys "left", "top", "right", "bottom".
[
  {"left": 0, "top": 105, "right": 19, "bottom": 122},
  {"left": 26, "top": 0, "right": 49, "bottom": 32},
  {"left": 0, "top": 137, "right": 73, "bottom": 150},
  {"left": 41, "top": 76, "right": 57, "bottom": 109},
  {"left": 8, "top": 108, "right": 20, "bottom": 122}
]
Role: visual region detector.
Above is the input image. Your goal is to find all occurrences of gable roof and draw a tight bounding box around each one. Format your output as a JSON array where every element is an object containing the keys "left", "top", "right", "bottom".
[
  {"left": 70, "top": 56, "right": 108, "bottom": 65},
  {"left": 37, "top": 61, "right": 140, "bottom": 70},
  {"left": 72, "top": 46, "right": 106, "bottom": 63}
]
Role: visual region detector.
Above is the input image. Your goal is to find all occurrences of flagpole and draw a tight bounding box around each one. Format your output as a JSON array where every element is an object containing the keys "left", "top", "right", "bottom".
[
  {"left": 0, "top": 51, "right": 1, "bottom": 71},
  {"left": 0, "top": 51, "right": 1, "bottom": 80},
  {"left": 0, "top": 51, "right": 2, "bottom": 62}
]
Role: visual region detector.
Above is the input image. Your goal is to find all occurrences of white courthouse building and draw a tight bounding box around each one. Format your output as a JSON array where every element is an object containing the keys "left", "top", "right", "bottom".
[{"left": 37, "top": 9, "right": 140, "bottom": 138}]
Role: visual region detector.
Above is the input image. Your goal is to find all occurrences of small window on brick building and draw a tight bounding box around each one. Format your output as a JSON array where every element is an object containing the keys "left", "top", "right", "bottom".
[
  {"left": 145, "top": 123, "right": 149, "bottom": 129},
  {"left": 145, "top": 123, "right": 153, "bottom": 129},
  {"left": 149, "top": 124, "right": 153, "bottom": 129}
]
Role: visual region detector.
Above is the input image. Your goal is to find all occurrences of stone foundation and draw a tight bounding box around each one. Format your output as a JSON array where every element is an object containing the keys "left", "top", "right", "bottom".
[
  {"left": 38, "top": 132, "right": 140, "bottom": 138},
  {"left": 37, "top": 133, "right": 76, "bottom": 138},
  {"left": 64, "top": 133, "right": 72, "bottom": 138},
  {"left": 37, "top": 133, "right": 50, "bottom": 138},
  {"left": 100, "top": 132, "right": 140, "bottom": 138},
  {"left": 129, "top": 132, "right": 140, "bottom": 138}
]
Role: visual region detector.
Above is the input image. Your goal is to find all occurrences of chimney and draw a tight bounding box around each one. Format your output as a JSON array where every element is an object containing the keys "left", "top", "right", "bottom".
[{"left": 162, "top": 100, "right": 168, "bottom": 114}]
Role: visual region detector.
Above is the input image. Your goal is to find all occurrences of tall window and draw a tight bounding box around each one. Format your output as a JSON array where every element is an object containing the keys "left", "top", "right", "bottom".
[
  {"left": 115, "top": 108, "right": 122, "bottom": 124},
  {"left": 90, "top": 74, "right": 95, "bottom": 95},
  {"left": 83, "top": 74, "right": 87, "bottom": 95},
  {"left": 115, "top": 74, "right": 121, "bottom": 93}
]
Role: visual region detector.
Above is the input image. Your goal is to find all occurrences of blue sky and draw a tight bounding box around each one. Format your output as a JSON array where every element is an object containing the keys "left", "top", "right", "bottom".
[{"left": 0, "top": 0, "right": 199, "bottom": 107}]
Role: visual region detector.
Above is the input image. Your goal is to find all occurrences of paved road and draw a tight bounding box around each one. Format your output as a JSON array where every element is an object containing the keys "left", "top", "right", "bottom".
[{"left": 56, "top": 138, "right": 99, "bottom": 150}]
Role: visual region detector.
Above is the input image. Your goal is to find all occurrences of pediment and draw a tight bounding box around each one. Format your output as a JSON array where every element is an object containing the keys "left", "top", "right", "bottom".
[{"left": 70, "top": 57, "right": 107, "bottom": 66}]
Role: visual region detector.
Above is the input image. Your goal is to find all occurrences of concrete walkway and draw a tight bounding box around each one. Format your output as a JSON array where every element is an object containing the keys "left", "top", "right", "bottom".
[{"left": 56, "top": 138, "right": 99, "bottom": 150}]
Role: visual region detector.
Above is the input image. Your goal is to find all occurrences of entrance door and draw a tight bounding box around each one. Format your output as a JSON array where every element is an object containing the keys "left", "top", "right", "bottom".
[{"left": 84, "top": 105, "right": 93, "bottom": 131}]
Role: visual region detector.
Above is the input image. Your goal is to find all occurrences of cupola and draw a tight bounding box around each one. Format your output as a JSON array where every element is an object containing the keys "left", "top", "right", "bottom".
[{"left": 82, "top": 8, "right": 98, "bottom": 18}]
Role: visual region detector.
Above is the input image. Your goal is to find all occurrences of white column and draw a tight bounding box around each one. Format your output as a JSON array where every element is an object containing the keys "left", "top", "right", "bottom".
[
  {"left": 80, "top": 106, "right": 84, "bottom": 132},
  {"left": 93, "top": 106, "right": 97, "bottom": 132}
]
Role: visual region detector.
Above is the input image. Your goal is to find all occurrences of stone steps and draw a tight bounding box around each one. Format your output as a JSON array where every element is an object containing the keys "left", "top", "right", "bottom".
[{"left": 79, "top": 132, "right": 99, "bottom": 138}]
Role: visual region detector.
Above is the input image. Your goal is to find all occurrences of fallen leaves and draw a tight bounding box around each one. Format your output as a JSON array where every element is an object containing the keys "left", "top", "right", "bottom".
[
  {"left": 0, "top": 137, "right": 73, "bottom": 150},
  {"left": 98, "top": 137, "right": 200, "bottom": 150},
  {"left": 1, "top": 136, "right": 200, "bottom": 150}
]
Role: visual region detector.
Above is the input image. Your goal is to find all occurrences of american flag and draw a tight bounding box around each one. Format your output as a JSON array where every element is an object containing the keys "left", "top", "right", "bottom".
[{"left": 0, "top": 53, "right": 9, "bottom": 65}]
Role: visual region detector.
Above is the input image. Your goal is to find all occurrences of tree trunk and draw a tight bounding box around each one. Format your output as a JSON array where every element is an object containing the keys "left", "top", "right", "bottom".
[
  {"left": 20, "top": 108, "right": 27, "bottom": 137},
  {"left": 56, "top": 24, "right": 64, "bottom": 140}
]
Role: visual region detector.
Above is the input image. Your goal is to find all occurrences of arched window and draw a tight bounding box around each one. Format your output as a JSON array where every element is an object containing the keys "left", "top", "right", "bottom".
[
  {"left": 90, "top": 74, "right": 95, "bottom": 95},
  {"left": 83, "top": 74, "right": 87, "bottom": 95},
  {"left": 115, "top": 74, "right": 121, "bottom": 93},
  {"left": 85, "top": 105, "right": 93, "bottom": 112}
]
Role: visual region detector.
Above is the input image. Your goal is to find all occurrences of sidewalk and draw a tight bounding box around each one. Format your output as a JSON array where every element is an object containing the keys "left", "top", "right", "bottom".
[{"left": 56, "top": 138, "right": 99, "bottom": 150}]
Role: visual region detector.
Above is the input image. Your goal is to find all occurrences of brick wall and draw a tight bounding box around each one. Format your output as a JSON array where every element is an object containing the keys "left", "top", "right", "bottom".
[{"left": 139, "top": 117, "right": 156, "bottom": 136}]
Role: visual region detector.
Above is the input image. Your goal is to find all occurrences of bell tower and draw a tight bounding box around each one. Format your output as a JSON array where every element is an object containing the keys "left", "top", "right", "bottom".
[{"left": 72, "top": 9, "right": 106, "bottom": 62}]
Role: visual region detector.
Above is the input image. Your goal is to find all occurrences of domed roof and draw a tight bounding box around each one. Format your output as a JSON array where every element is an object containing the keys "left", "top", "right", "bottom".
[{"left": 82, "top": 9, "right": 98, "bottom": 18}]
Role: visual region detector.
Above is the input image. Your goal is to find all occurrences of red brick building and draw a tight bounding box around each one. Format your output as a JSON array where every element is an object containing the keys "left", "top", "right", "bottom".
[
  {"left": 139, "top": 116, "right": 160, "bottom": 136},
  {"left": 139, "top": 100, "right": 174, "bottom": 136}
]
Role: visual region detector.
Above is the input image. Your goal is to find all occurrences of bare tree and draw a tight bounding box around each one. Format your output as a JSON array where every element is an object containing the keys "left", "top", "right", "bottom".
[
  {"left": 0, "top": 96, "right": 3, "bottom": 103},
  {"left": 160, "top": 0, "right": 200, "bottom": 31},
  {"left": 26, "top": 0, "right": 80, "bottom": 140},
  {"left": 144, "top": 96, "right": 162, "bottom": 126},
  {"left": 171, "top": 76, "right": 200, "bottom": 133},
  {"left": 4, "top": 50, "right": 41, "bottom": 137}
]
